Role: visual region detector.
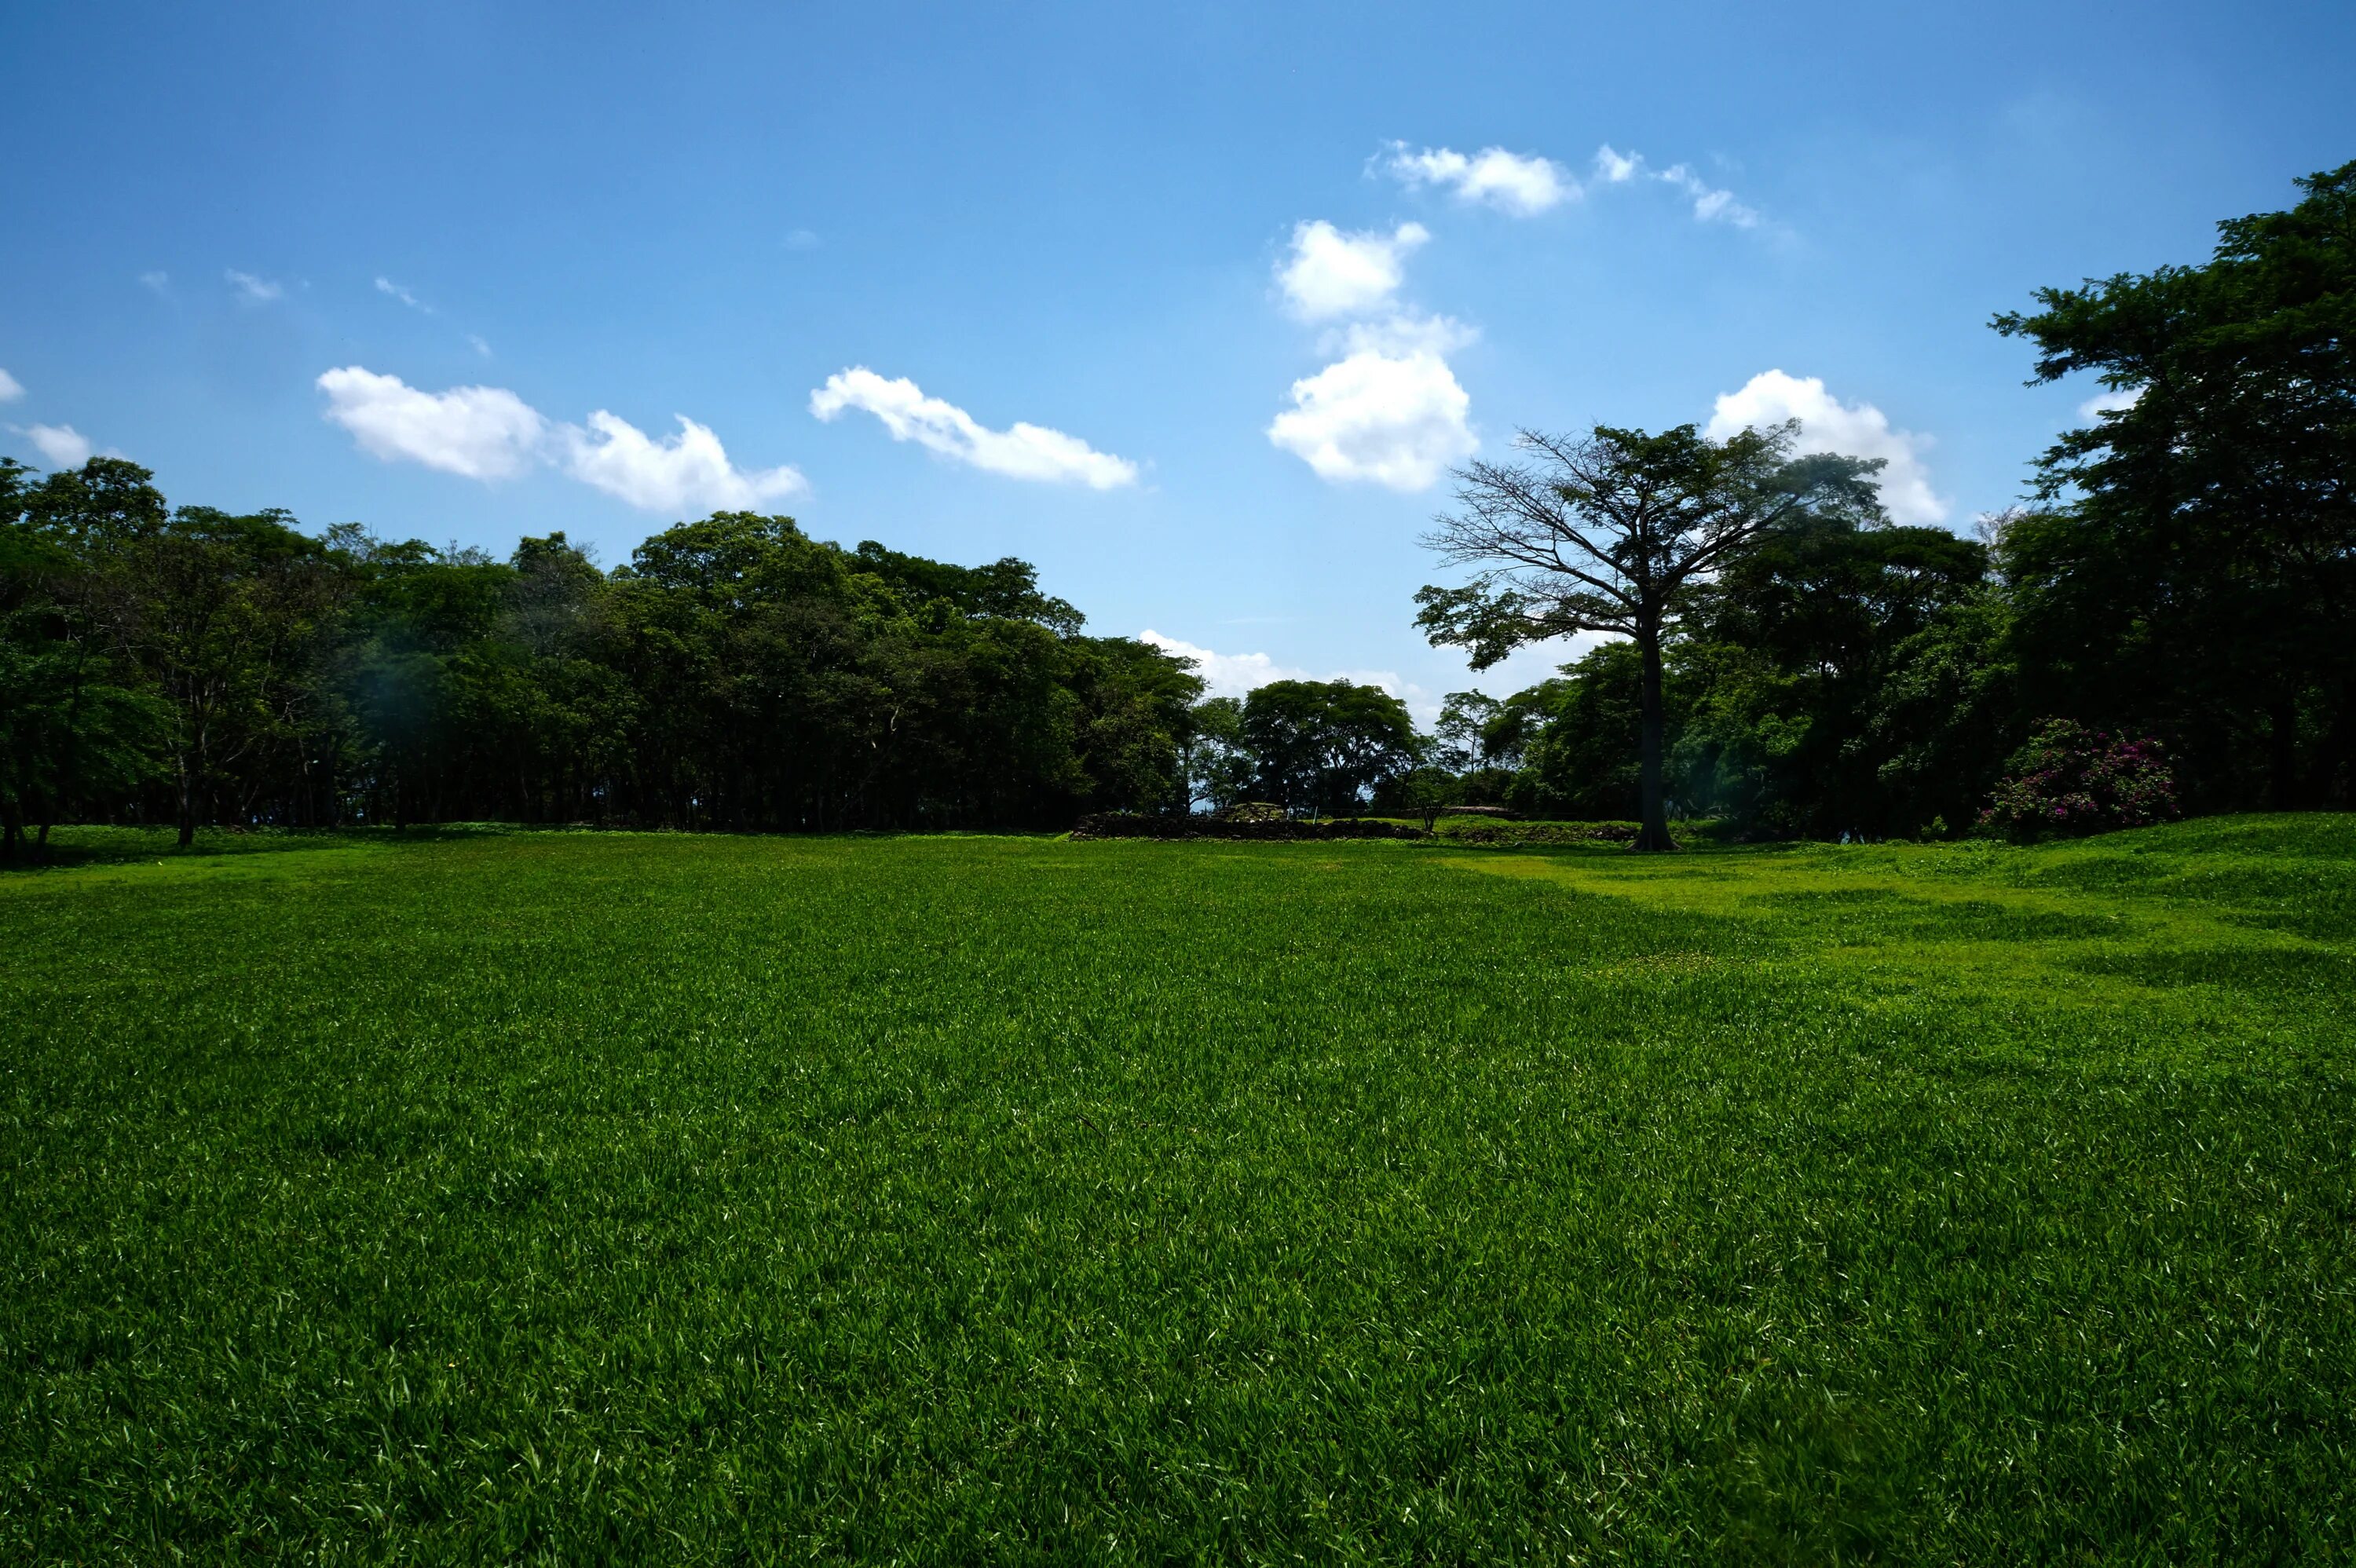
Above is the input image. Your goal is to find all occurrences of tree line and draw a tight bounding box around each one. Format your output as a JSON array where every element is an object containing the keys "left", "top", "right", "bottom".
[
  {"left": 3, "top": 163, "right": 2350, "bottom": 854},
  {"left": 1414, "top": 160, "right": 2355, "bottom": 844},
  {"left": 0, "top": 486, "right": 1211, "bottom": 853}
]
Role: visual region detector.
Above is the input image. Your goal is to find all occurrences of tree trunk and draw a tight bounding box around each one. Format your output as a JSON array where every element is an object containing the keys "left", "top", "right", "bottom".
[
  {"left": 176, "top": 750, "right": 197, "bottom": 848},
  {"left": 1632, "top": 622, "right": 1678, "bottom": 852},
  {"left": 2267, "top": 698, "right": 2297, "bottom": 812}
]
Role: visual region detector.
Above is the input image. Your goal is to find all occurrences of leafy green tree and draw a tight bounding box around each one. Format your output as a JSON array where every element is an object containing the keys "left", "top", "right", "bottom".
[
  {"left": 0, "top": 460, "right": 164, "bottom": 857},
  {"left": 1396, "top": 765, "right": 1462, "bottom": 832},
  {"left": 1994, "top": 160, "right": 2356, "bottom": 810},
  {"left": 1507, "top": 641, "right": 1648, "bottom": 821},
  {"left": 1418, "top": 425, "right": 1849, "bottom": 850},
  {"left": 1241, "top": 679, "right": 1418, "bottom": 818},
  {"left": 1676, "top": 498, "right": 1990, "bottom": 836},
  {"left": 1182, "top": 696, "right": 1257, "bottom": 812}
]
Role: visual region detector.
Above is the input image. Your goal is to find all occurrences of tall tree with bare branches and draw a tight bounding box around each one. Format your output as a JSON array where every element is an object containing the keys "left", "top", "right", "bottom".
[{"left": 1416, "top": 422, "right": 1879, "bottom": 850}]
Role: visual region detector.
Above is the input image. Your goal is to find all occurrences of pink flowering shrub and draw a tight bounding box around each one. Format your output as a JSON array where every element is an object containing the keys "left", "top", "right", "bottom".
[{"left": 1980, "top": 718, "right": 2181, "bottom": 842}]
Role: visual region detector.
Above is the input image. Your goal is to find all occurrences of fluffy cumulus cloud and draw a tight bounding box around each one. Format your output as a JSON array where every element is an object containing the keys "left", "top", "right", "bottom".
[
  {"left": 316, "top": 366, "right": 799, "bottom": 510},
  {"left": 1267, "top": 211, "right": 1475, "bottom": 491},
  {"left": 1382, "top": 144, "right": 1574, "bottom": 215},
  {"left": 562, "top": 411, "right": 803, "bottom": 511},
  {"left": 225, "top": 269, "right": 284, "bottom": 303},
  {"left": 1138, "top": 630, "right": 1309, "bottom": 697},
  {"left": 1268, "top": 347, "right": 1476, "bottom": 492},
  {"left": 0, "top": 368, "right": 21, "bottom": 402},
  {"left": 1276, "top": 220, "right": 1429, "bottom": 320},
  {"left": 317, "top": 367, "right": 550, "bottom": 481},
  {"left": 809, "top": 368, "right": 1137, "bottom": 488},
  {"left": 1139, "top": 630, "right": 1414, "bottom": 710},
  {"left": 24, "top": 424, "right": 94, "bottom": 469},
  {"left": 1707, "top": 370, "right": 1948, "bottom": 525}
]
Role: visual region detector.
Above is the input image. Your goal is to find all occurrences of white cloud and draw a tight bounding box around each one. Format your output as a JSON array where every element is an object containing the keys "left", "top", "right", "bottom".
[
  {"left": 24, "top": 424, "right": 93, "bottom": 469},
  {"left": 316, "top": 366, "right": 550, "bottom": 481},
  {"left": 1140, "top": 630, "right": 1310, "bottom": 697},
  {"left": 562, "top": 410, "right": 804, "bottom": 512},
  {"left": 1592, "top": 144, "right": 1642, "bottom": 184},
  {"left": 1657, "top": 163, "right": 1759, "bottom": 228},
  {"left": 1268, "top": 346, "right": 1476, "bottom": 492},
  {"left": 2078, "top": 386, "right": 2143, "bottom": 419},
  {"left": 1328, "top": 311, "right": 1476, "bottom": 358},
  {"left": 1141, "top": 629, "right": 1417, "bottom": 711},
  {"left": 138, "top": 271, "right": 170, "bottom": 294},
  {"left": 466, "top": 334, "right": 493, "bottom": 358},
  {"left": 1384, "top": 144, "right": 1574, "bottom": 215},
  {"left": 375, "top": 276, "right": 432, "bottom": 313},
  {"left": 0, "top": 368, "right": 21, "bottom": 403},
  {"left": 785, "top": 228, "right": 820, "bottom": 250},
  {"left": 1276, "top": 220, "right": 1429, "bottom": 320},
  {"left": 318, "top": 364, "right": 801, "bottom": 511},
  {"left": 225, "top": 269, "right": 284, "bottom": 303},
  {"left": 1707, "top": 369, "right": 1948, "bottom": 525},
  {"left": 1588, "top": 146, "right": 1760, "bottom": 227},
  {"left": 809, "top": 367, "right": 1138, "bottom": 488}
]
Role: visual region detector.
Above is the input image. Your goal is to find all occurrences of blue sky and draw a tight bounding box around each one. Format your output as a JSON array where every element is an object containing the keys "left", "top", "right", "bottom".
[{"left": 5, "top": 2, "right": 2351, "bottom": 712}]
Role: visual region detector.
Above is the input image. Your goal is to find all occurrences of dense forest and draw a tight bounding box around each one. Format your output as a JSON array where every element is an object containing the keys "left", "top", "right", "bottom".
[{"left": 2, "top": 163, "right": 2349, "bottom": 855}]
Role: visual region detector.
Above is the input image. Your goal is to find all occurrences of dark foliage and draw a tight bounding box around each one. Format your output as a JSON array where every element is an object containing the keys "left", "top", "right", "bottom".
[
  {"left": 1433, "top": 164, "right": 2354, "bottom": 842},
  {"left": 1993, "top": 159, "right": 2356, "bottom": 813},
  {"left": 0, "top": 465, "right": 1200, "bottom": 853},
  {"left": 1069, "top": 812, "right": 1425, "bottom": 841}
]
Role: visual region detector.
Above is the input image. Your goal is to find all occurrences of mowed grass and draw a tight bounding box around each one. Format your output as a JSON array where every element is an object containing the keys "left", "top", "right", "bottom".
[{"left": 4, "top": 821, "right": 2354, "bottom": 1563}]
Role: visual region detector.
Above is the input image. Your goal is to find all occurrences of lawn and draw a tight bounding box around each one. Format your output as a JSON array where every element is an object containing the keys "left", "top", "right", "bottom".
[{"left": 4, "top": 820, "right": 2353, "bottom": 1562}]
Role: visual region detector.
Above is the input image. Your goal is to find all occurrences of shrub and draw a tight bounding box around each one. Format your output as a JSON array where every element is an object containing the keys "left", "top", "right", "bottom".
[
  {"left": 1979, "top": 718, "right": 2181, "bottom": 842},
  {"left": 1436, "top": 819, "right": 1640, "bottom": 846},
  {"left": 1070, "top": 813, "right": 1425, "bottom": 842}
]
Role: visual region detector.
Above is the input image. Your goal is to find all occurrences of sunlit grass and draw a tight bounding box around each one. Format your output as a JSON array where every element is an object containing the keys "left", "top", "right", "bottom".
[{"left": 4, "top": 820, "right": 2352, "bottom": 1560}]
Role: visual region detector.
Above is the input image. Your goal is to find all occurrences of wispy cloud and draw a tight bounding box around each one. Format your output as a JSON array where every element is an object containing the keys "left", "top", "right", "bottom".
[
  {"left": 225, "top": 269, "right": 284, "bottom": 304},
  {"left": 1592, "top": 145, "right": 1760, "bottom": 227},
  {"left": 20, "top": 423, "right": 93, "bottom": 470},
  {"left": 2078, "top": 386, "right": 2143, "bottom": 420},
  {"left": 375, "top": 276, "right": 434, "bottom": 313},
  {"left": 1655, "top": 163, "right": 1759, "bottom": 228},
  {"left": 138, "top": 271, "right": 170, "bottom": 295},
  {"left": 810, "top": 368, "right": 1138, "bottom": 489},
  {"left": 466, "top": 334, "right": 492, "bottom": 359},
  {"left": 0, "top": 368, "right": 21, "bottom": 403},
  {"left": 1381, "top": 144, "right": 1575, "bottom": 215},
  {"left": 1592, "top": 145, "right": 1641, "bottom": 184}
]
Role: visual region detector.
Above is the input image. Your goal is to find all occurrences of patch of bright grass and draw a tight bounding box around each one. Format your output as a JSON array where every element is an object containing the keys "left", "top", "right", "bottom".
[{"left": 3, "top": 821, "right": 2353, "bottom": 1560}]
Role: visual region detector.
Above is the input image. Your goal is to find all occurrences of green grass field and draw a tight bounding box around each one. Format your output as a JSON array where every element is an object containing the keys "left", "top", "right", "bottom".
[{"left": 5, "top": 820, "right": 2354, "bottom": 1563}]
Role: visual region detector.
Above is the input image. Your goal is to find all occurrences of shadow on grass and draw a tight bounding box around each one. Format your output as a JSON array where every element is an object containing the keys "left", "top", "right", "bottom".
[{"left": 0, "top": 823, "right": 533, "bottom": 875}]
